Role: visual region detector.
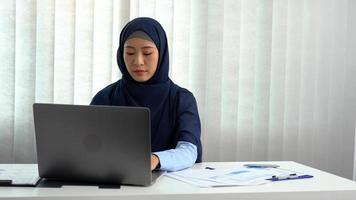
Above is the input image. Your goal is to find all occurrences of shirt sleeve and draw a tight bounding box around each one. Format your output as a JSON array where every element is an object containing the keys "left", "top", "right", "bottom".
[
  {"left": 153, "top": 141, "right": 197, "bottom": 172},
  {"left": 174, "top": 88, "right": 202, "bottom": 162}
]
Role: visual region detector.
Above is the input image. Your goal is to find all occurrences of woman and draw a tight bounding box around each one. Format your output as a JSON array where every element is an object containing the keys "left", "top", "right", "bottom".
[{"left": 91, "top": 17, "right": 202, "bottom": 172}]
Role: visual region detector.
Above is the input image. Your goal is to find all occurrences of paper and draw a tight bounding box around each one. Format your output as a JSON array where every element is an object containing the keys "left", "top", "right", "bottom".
[
  {"left": 165, "top": 167, "right": 300, "bottom": 187},
  {"left": 0, "top": 164, "right": 40, "bottom": 185}
]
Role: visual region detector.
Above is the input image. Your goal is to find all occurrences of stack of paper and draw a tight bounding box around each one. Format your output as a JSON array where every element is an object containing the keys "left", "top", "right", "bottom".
[{"left": 165, "top": 167, "right": 299, "bottom": 187}]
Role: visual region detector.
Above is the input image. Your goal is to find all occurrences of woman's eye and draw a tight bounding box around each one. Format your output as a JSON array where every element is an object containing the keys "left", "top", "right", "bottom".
[
  {"left": 126, "top": 52, "right": 135, "bottom": 55},
  {"left": 143, "top": 52, "right": 153, "bottom": 56}
]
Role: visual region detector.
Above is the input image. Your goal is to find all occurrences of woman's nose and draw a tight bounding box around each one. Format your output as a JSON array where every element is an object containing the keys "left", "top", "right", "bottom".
[{"left": 133, "top": 53, "right": 144, "bottom": 66}]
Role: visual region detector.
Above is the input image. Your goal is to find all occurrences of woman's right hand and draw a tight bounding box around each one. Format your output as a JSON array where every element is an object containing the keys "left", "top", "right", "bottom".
[{"left": 151, "top": 154, "right": 160, "bottom": 170}]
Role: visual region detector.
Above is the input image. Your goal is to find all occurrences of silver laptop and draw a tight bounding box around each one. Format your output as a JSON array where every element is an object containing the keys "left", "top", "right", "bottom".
[{"left": 33, "top": 103, "right": 163, "bottom": 187}]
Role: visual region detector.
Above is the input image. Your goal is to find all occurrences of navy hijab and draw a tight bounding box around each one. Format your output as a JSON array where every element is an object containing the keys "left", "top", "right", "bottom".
[{"left": 91, "top": 17, "right": 202, "bottom": 162}]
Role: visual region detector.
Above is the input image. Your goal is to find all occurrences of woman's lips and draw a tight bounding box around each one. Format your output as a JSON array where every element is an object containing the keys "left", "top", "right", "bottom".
[{"left": 133, "top": 70, "right": 147, "bottom": 76}]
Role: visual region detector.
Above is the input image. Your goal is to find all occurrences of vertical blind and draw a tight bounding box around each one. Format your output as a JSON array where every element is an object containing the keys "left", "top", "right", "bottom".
[{"left": 0, "top": 0, "right": 355, "bottom": 180}]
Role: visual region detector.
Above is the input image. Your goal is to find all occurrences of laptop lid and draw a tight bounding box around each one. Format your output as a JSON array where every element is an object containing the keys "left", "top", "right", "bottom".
[{"left": 33, "top": 103, "right": 153, "bottom": 186}]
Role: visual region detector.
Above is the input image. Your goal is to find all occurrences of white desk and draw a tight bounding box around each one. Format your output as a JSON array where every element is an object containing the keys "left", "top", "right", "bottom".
[{"left": 1, "top": 161, "right": 356, "bottom": 200}]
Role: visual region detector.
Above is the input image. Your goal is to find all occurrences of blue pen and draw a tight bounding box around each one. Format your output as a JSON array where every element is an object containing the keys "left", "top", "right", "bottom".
[
  {"left": 269, "top": 173, "right": 314, "bottom": 181},
  {"left": 244, "top": 163, "right": 280, "bottom": 168},
  {"left": 271, "top": 173, "right": 297, "bottom": 180}
]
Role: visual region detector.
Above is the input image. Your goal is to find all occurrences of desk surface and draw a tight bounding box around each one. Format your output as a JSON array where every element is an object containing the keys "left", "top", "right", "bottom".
[{"left": 1, "top": 161, "right": 356, "bottom": 200}]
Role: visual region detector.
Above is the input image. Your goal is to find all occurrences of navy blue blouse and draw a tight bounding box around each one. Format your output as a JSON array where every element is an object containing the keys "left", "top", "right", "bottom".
[{"left": 90, "top": 17, "right": 202, "bottom": 162}]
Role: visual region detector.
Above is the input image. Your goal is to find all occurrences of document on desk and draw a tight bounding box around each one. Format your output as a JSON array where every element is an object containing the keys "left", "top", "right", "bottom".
[
  {"left": 0, "top": 164, "right": 40, "bottom": 186},
  {"left": 165, "top": 167, "right": 307, "bottom": 187}
]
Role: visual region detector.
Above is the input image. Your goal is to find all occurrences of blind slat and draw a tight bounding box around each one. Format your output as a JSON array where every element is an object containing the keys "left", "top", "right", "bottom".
[
  {"left": 0, "top": 0, "right": 15, "bottom": 163},
  {"left": 13, "top": 0, "right": 37, "bottom": 162}
]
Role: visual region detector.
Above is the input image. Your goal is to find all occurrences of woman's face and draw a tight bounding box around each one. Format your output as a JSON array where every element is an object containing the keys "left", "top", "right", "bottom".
[{"left": 123, "top": 38, "right": 159, "bottom": 82}]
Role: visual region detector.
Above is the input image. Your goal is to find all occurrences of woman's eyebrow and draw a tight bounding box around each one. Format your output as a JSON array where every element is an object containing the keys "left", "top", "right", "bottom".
[
  {"left": 142, "top": 46, "right": 155, "bottom": 49},
  {"left": 124, "top": 46, "right": 154, "bottom": 49},
  {"left": 124, "top": 46, "right": 135, "bottom": 49}
]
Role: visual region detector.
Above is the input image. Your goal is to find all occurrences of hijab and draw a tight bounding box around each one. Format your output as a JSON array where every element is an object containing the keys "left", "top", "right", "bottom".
[{"left": 91, "top": 17, "right": 202, "bottom": 162}]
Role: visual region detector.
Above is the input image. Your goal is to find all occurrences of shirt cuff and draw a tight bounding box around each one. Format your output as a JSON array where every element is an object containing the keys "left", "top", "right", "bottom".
[{"left": 153, "top": 141, "right": 197, "bottom": 172}]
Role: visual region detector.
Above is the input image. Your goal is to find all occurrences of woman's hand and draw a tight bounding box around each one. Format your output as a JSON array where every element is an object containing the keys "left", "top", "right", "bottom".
[{"left": 151, "top": 154, "right": 160, "bottom": 170}]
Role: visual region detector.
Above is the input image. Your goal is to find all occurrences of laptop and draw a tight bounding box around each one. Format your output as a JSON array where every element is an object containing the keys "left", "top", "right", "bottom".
[{"left": 33, "top": 103, "right": 164, "bottom": 187}]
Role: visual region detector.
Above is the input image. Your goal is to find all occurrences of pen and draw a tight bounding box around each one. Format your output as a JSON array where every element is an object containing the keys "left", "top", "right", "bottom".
[
  {"left": 271, "top": 173, "right": 297, "bottom": 180},
  {"left": 205, "top": 167, "right": 215, "bottom": 170},
  {"left": 244, "top": 163, "right": 280, "bottom": 168}
]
